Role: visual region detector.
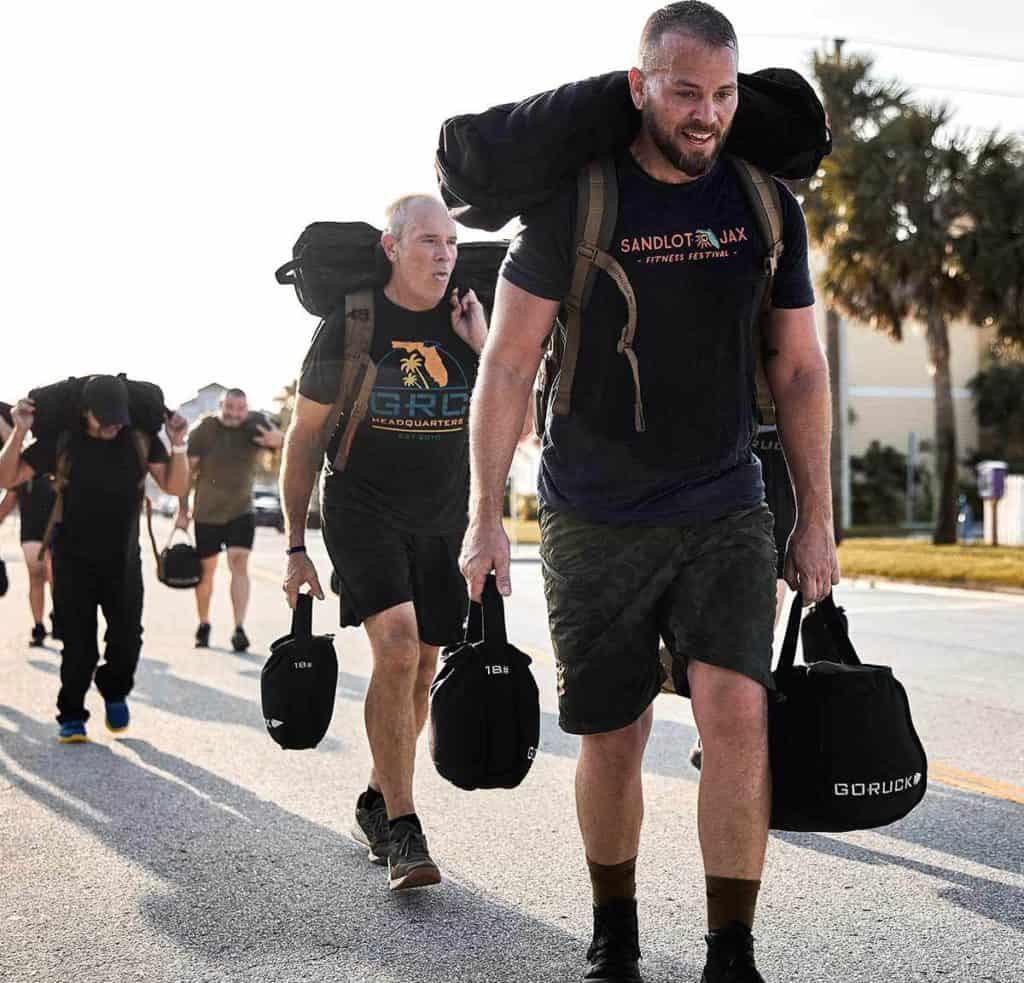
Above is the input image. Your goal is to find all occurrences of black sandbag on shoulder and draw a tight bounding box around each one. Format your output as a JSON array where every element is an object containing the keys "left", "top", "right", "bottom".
[
  {"left": 28, "top": 375, "right": 167, "bottom": 442},
  {"left": 437, "top": 68, "right": 830, "bottom": 230}
]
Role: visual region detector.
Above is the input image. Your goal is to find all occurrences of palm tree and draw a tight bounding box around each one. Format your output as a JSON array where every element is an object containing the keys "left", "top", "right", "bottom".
[
  {"left": 813, "top": 101, "right": 974, "bottom": 543},
  {"left": 796, "top": 50, "right": 909, "bottom": 538},
  {"left": 957, "top": 137, "right": 1024, "bottom": 343}
]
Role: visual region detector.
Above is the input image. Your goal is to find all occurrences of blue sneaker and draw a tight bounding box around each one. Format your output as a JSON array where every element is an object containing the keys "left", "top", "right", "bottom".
[
  {"left": 58, "top": 720, "right": 88, "bottom": 744},
  {"left": 105, "top": 700, "right": 130, "bottom": 733}
]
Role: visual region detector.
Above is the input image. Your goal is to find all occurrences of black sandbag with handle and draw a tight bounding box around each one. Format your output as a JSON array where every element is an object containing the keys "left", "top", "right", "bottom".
[
  {"left": 429, "top": 575, "right": 540, "bottom": 790},
  {"left": 153, "top": 525, "right": 202, "bottom": 589},
  {"left": 769, "top": 593, "right": 927, "bottom": 833},
  {"left": 261, "top": 593, "right": 338, "bottom": 750},
  {"left": 436, "top": 67, "right": 831, "bottom": 230}
]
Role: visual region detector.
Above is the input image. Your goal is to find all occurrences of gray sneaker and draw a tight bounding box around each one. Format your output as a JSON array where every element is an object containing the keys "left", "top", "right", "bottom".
[
  {"left": 351, "top": 794, "right": 389, "bottom": 866},
  {"left": 387, "top": 819, "right": 441, "bottom": 891}
]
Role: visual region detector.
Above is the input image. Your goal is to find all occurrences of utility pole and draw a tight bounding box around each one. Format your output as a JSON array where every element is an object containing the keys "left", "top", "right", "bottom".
[{"left": 825, "top": 37, "right": 850, "bottom": 539}]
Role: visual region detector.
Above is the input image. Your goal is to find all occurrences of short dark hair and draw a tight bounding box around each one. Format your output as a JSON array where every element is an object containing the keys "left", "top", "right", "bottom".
[
  {"left": 639, "top": 2, "right": 738, "bottom": 69},
  {"left": 224, "top": 388, "right": 247, "bottom": 401}
]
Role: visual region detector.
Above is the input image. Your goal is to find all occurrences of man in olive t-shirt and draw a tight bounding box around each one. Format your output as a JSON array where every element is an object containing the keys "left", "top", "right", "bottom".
[{"left": 177, "top": 387, "right": 283, "bottom": 651}]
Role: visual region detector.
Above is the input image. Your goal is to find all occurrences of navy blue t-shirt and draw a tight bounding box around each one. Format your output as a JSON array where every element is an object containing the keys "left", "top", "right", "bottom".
[{"left": 502, "top": 152, "right": 813, "bottom": 525}]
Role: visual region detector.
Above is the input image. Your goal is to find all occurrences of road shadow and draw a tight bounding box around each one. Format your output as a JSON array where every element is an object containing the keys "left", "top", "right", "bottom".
[
  {"left": 774, "top": 813, "right": 1024, "bottom": 932},
  {"left": 26, "top": 656, "right": 342, "bottom": 753},
  {"left": 0, "top": 705, "right": 700, "bottom": 983}
]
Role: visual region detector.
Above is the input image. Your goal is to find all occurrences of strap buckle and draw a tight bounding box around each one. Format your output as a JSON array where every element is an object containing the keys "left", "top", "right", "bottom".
[{"left": 576, "top": 241, "right": 600, "bottom": 262}]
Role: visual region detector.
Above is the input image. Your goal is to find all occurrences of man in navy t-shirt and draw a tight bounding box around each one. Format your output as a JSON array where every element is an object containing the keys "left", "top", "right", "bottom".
[{"left": 459, "top": 3, "right": 839, "bottom": 981}]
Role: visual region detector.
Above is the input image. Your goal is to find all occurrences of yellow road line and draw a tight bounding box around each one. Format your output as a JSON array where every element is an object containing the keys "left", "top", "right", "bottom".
[{"left": 928, "top": 764, "right": 1024, "bottom": 806}]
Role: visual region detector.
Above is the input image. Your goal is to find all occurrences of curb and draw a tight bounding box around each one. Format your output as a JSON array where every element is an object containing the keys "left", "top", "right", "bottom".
[{"left": 840, "top": 575, "right": 1024, "bottom": 602}]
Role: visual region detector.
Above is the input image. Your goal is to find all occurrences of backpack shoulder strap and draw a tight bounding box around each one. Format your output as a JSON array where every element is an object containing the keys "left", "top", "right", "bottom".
[
  {"left": 130, "top": 428, "right": 151, "bottom": 487},
  {"left": 321, "top": 289, "right": 377, "bottom": 471},
  {"left": 732, "top": 158, "right": 785, "bottom": 427},
  {"left": 552, "top": 157, "right": 645, "bottom": 432},
  {"left": 129, "top": 428, "right": 163, "bottom": 571},
  {"left": 732, "top": 157, "right": 784, "bottom": 290},
  {"left": 37, "top": 430, "right": 74, "bottom": 560},
  {"left": 554, "top": 159, "right": 615, "bottom": 420}
]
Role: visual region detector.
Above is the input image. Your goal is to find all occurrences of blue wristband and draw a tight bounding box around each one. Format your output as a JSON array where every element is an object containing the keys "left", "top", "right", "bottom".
[{"left": 286, "top": 545, "right": 307, "bottom": 556}]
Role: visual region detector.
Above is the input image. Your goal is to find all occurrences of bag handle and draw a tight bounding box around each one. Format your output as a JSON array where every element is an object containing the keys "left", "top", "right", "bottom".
[
  {"left": 465, "top": 574, "right": 508, "bottom": 646},
  {"left": 814, "top": 593, "right": 861, "bottom": 666},
  {"left": 291, "top": 592, "right": 314, "bottom": 641},
  {"left": 275, "top": 260, "right": 297, "bottom": 285},
  {"left": 776, "top": 590, "right": 804, "bottom": 676},
  {"left": 164, "top": 524, "right": 194, "bottom": 550},
  {"left": 777, "top": 591, "right": 860, "bottom": 677}
]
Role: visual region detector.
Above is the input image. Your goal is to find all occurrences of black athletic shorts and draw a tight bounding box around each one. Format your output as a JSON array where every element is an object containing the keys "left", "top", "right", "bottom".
[
  {"left": 540, "top": 504, "right": 778, "bottom": 735},
  {"left": 753, "top": 429, "right": 796, "bottom": 578},
  {"left": 194, "top": 512, "right": 256, "bottom": 559},
  {"left": 321, "top": 505, "right": 468, "bottom": 647},
  {"left": 18, "top": 479, "right": 56, "bottom": 545}
]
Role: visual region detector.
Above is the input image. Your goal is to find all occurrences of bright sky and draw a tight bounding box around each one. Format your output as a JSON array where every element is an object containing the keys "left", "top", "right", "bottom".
[{"left": 2, "top": 1, "right": 1021, "bottom": 412}]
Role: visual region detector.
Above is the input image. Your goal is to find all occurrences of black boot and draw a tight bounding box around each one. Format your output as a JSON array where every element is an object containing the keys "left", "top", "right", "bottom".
[
  {"left": 584, "top": 897, "right": 643, "bottom": 982},
  {"left": 701, "top": 921, "right": 766, "bottom": 983}
]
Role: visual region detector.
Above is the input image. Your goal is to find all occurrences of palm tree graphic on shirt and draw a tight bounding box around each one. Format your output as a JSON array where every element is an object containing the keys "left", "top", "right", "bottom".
[
  {"left": 394, "top": 342, "right": 449, "bottom": 389},
  {"left": 696, "top": 228, "right": 721, "bottom": 249}
]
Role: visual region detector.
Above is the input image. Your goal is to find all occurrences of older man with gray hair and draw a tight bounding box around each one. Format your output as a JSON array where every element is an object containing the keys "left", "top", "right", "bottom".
[{"left": 280, "top": 194, "right": 487, "bottom": 892}]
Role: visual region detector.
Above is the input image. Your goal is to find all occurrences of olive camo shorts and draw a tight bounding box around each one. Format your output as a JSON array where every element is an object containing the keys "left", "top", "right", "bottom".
[{"left": 539, "top": 504, "right": 778, "bottom": 735}]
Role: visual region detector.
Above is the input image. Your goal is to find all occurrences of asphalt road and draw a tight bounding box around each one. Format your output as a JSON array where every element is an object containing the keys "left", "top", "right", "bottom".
[{"left": 1, "top": 518, "right": 1022, "bottom": 983}]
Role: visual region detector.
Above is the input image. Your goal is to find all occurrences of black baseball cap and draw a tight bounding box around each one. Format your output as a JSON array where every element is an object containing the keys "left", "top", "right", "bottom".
[{"left": 82, "top": 375, "right": 131, "bottom": 427}]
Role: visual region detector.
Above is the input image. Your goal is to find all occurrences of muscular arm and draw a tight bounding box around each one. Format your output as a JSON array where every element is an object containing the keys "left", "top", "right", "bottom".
[
  {"left": 762, "top": 305, "right": 839, "bottom": 601},
  {"left": 461, "top": 277, "right": 560, "bottom": 599},
  {"left": 150, "top": 450, "right": 190, "bottom": 497},
  {"left": 177, "top": 457, "right": 201, "bottom": 521},
  {"left": 0, "top": 426, "right": 34, "bottom": 490},
  {"left": 279, "top": 395, "right": 330, "bottom": 606},
  {"left": 281, "top": 396, "right": 330, "bottom": 547}
]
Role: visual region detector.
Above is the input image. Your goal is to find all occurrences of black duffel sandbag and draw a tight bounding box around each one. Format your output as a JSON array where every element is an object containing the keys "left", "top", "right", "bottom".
[
  {"left": 769, "top": 593, "right": 928, "bottom": 833},
  {"left": 276, "top": 221, "right": 509, "bottom": 320},
  {"left": 429, "top": 575, "right": 540, "bottom": 790},
  {"left": 261, "top": 593, "right": 338, "bottom": 750},
  {"left": 152, "top": 526, "right": 202, "bottom": 589},
  {"left": 436, "top": 67, "right": 831, "bottom": 231},
  {"left": 28, "top": 374, "right": 168, "bottom": 441}
]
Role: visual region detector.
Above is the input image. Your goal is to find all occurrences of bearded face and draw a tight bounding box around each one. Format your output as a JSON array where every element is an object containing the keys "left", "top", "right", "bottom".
[
  {"left": 642, "top": 97, "right": 733, "bottom": 178},
  {"left": 632, "top": 33, "right": 739, "bottom": 180}
]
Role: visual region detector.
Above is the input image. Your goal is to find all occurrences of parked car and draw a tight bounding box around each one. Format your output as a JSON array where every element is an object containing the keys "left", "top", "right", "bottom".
[{"left": 253, "top": 489, "right": 285, "bottom": 533}]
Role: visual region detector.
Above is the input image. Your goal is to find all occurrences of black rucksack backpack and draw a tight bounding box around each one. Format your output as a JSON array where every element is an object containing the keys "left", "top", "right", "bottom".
[
  {"left": 276, "top": 223, "right": 508, "bottom": 471},
  {"left": 429, "top": 576, "right": 540, "bottom": 791},
  {"left": 261, "top": 593, "right": 338, "bottom": 750},
  {"left": 769, "top": 593, "right": 928, "bottom": 833}
]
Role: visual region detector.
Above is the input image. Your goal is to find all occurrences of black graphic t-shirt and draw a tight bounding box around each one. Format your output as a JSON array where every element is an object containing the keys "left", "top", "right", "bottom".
[
  {"left": 23, "top": 426, "right": 168, "bottom": 563},
  {"left": 299, "top": 288, "right": 479, "bottom": 534},
  {"left": 502, "top": 151, "right": 814, "bottom": 525}
]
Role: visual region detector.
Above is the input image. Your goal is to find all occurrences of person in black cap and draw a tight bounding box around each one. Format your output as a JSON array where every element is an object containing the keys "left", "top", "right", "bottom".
[
  {"left": 0, "top": 401, "right": 59, "bottom": 646},
  {"left": 0, "top": 378, "right": 190, "bottom": 743}
]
